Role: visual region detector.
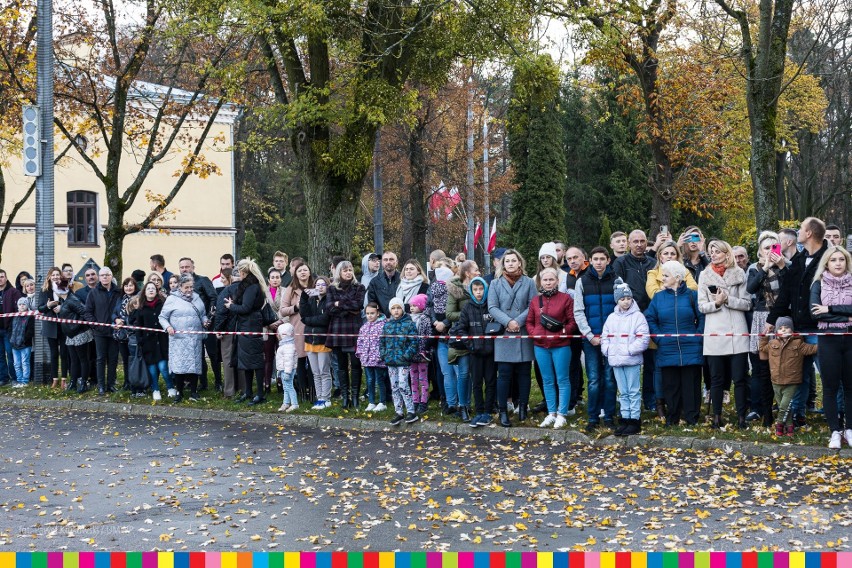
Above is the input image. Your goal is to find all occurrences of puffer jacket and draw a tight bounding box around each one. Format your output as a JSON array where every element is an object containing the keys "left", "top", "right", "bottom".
[
  {"left": 380, "top": 314, "right": 418, "bottom": 366},
  {"left": 527, "top": 291, "right": 577, "bottom": 349},
  {"left": 58, "top": 293, "right": 90, "bottom": 338},
  {"left": 573, "top": 266, "right": 617, "bottom": 339},
  {"left": 356, "top": 316, "right": 387, "bottom": 368},
  {"left": 299, "top": 290, "right": 330, "bottom": 346},
  {"left": 645, "top": 281, "right": 705, "bottom": 368},
  {"left": 758, "top": 335, "right": 818, "bottom": 385},
  {"left": 276, "top": 337, "right": 297, "bottom": 374},
  {"left": 600, "top": 300, "right": 650, "bottom": 367},
  {"left": 411, "top": 312, "right": 432, "bottom": 362}
]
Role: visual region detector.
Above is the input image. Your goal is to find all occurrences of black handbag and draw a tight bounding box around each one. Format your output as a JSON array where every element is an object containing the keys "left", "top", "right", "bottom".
[
  {"left": 538, "top": 295, "right": 565, "bottom": 333},
  {"left": 127, "top": 351, "right": 149, "bottom": 391},
  {"left": 485, "top": 321, "right": 504, "bottom": 335},
  {"left": 261, "top": 301, "right": 278, "bottom": 327}
]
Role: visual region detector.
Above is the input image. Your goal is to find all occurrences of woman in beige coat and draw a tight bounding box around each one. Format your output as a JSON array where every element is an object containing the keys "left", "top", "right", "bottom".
[
  {"left": 279, "top": 262, "right": 314, "bottom": 402},
  {"left": 698, "top": 240, "right": 751, "bottom": 429}
]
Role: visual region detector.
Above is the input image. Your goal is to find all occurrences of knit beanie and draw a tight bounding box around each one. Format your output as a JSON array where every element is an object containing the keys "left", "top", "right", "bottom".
[
  {"left": 434, "top": 266, "right": 454, "bottom": 283},
  {"left": 410, "top": 294, "right": 428, "bottom": 312},
  {"left": 17, "top": 297, "right": 29, "bottom": 308},
  {"left": 613, "top": 277, "right": 633, "bottom": 302},
  {"left": 775, "top": 316, "right": 794, "bottom": 332},
  {"left": 388, "top": 297, "right": 405, "bottom": 311},
  {"left": 538, "top": 242, "right": 558, "bottom": 261}
]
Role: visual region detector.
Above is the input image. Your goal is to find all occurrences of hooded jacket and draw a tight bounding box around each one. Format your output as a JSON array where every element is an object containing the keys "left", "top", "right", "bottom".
[
  {"left": 600, "top": 299, "right": 650, "bottom": 367},
  {"left": 356, "top": 315, "right": 387, "bottom": 368},
  {"left": 451, "top": 277, "right": 494, "bottom": 355},
  {"left": 276, "top": 335, "right": 297, "bottom": 374},
  {"left": 645, "top": 281, "right": 705, "bottom": 368},
  {"left": 380, "top": 313, "right": 418, "bottom": 366},
  {"left": 758, "top": 335, "right": 818, "bottom": 385},
  {"left": 360, "top": 254, "right": 380, "bottom": 304}
]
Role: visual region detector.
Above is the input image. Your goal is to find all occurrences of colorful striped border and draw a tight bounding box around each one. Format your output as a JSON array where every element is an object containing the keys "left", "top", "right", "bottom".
[{"left": 0, "top": 554, "right": 851, "bottom": 568}]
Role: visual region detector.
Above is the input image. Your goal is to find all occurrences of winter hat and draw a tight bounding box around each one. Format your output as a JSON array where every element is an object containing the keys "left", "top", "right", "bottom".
[
  {"left": 278, "top": 322, "right": 294, "bottom": 338},
  {"left": 434, "top": 266, "right": 454, "bottom": 283},
  {"left": 775, "top": 317, "right": 794, "bottom": 332},
  {"left": 613, "top": 277, "right": 633, "bottom": 302},
  {"left": 17, "top": 297, "right": 29, "bottom": 308},
  {"left": 468, "top": 276, "right": 489, "bottom": 304},
  {"left": 388, "top": 297, "right": 405, "bottom": 311},
  {"left": 410, "top": 294, "right": 428, "bottom": 312},
  {"left": 538, "top": 242, "right": 558, "bottom": 261}
]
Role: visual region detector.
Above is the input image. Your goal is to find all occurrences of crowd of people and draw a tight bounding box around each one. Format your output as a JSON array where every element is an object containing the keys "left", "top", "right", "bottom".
[{"left": 0, "top": 219, "right": 850, "bottom": 448}]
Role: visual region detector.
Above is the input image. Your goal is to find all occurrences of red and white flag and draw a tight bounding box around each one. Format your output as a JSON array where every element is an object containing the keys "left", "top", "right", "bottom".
[{"left": 487, "top": 218, "right": 497, "bottom": 253}]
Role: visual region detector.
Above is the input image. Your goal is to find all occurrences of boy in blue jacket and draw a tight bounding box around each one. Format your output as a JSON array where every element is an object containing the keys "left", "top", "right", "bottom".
[{"left": 380, "top": 297, "right": 420, "bottom": 425}]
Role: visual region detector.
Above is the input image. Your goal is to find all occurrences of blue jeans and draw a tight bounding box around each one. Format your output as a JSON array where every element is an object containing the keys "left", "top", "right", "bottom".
[
  {"left": 364, "top": 367, "right": 388, "bottom": 405},
  {"left": 583, "top": 340, "right": 616, "bottom": 423},
  {"left": 279, "top": 370, "right": 299, "bottom": 407},
  {"left": 0, "top": 330, "right": 16, "bottom": 382},
  {"left": 13, "top": 346, "right": 31, "bottom": 384},
  {"left": 535, "top": 345, "right": 572, "bottom": 416},
  {"left": 148, "top": 360, "right": 172, "bottom": 391},
  {"left": 792, "top": 334, "right": 818, "bottom": 415},
  {"left": 437, "top": 342, "right": 471, "bottom": 407},
  {"left": 613, "top": 365, "right": 642, "bottom": 419}
]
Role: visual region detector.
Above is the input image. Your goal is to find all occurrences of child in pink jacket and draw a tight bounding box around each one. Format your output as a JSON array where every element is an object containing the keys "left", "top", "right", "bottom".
[{"left": 356, "top": 302, "right": 387, "bottom": 412}]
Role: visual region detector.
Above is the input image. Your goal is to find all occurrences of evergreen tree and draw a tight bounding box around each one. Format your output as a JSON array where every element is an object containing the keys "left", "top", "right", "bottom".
[
  {"left": 507, "top": 55, "right": 567, "bottom": 271},
  {"left": 240, "top": 229, "right": 260, "bottom": 261}
]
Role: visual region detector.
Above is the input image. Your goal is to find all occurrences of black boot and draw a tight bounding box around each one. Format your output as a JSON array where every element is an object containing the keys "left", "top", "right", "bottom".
[
  {"left": 532, "top": 401, "right": 548, "bottom": 413},
  {"left": 499, "top": 410, "right": 511, "bottom": 427},
  {"left": 656, "top": 399, "right": 667, "bottom": 420},
  {"left": 341, "top": 396, "right": 351, "bottom": 409},
  {"left": 459, "top": 406, "right": 470, "bottom": 422},
  {"left": 518, "top": 405, "right": 528, "bottom": 422},
  {"left": 712, "top": 414, "right": 723, "bottom": 429},
  {"left": 350, "top": 394, "right": 360, "bottom": 410},
  {"left": 614, "top": 419, "right": 628, "bottom": 436}
]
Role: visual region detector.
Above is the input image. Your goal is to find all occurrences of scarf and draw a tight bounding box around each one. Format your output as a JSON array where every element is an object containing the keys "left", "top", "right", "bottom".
[
  {"left": 540, "top": 287, "right": 558, "bottom": 297},
  {"left": 396, "top": 276, "right": 424, "bottom": 304},
  {"left": 503, "top": 269, "right": 523, "bottom": 287},
  {"left": 145, "top": 299, "right": 159, "bottom": 309},
  {"left": 711, "top": 263, "right": 727, "bottom": 278},
  {"left": 818, "top": 272, "right": 852, "bottom": 329},
  {"left": 269, "top": 286, "right": 278, "bottom": 301}
]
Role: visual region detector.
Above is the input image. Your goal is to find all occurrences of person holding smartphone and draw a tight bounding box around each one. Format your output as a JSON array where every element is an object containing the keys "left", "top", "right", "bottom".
[
  {"left": 698, "top": 240, "right": 752, "bottom": 429},
  {"left": 745, "top": 231, "right": 789, "bottom": 427},
  {"left": 678, "top": 226, "right": 710, "bottom": 282}
]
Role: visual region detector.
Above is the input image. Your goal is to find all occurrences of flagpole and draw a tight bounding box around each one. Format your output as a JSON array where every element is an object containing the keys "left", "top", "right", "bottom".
[
  {"left": 482, "top": 99, "right": 490, "bottom": 270},
  {"left": 465, "top": 74, "right": 475, "bottom": 258}
]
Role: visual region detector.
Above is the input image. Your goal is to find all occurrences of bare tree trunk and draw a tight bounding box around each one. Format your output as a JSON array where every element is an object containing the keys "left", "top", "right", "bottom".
[{"left": 408, "top": 116, "right": 429, "bottom": 265}]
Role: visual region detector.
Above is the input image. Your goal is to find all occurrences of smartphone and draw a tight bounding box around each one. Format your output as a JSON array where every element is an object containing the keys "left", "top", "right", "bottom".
[
  {"left": 660, "top": 225, "right": 668, "bottom": 236},
  {"left": 687, "top": 234, "right": 701, "bottom": 243},
  {"left": 707, "top": 285, "right": 718, "bottom": 294},
  {"left": 771, "top": 243, "right": 782, "bottom": 256}
]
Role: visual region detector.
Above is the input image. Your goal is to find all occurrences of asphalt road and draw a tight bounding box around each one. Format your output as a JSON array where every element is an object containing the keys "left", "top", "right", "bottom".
[{"left": 0, "top": 407, "right": 850, "bottom": 552}]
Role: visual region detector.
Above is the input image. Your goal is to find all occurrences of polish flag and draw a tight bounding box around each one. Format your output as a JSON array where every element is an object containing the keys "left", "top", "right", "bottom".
[
  {"left": 487, "top": 218, "right": 497, "bottom": 253},
  {"left": 465, "top": 222, "right": 482, "bottom": 254}
]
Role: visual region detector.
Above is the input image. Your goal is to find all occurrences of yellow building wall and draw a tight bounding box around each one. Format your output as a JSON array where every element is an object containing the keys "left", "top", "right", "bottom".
[{"left": 1, "top": 118, "right": 235, "bottom": 280}]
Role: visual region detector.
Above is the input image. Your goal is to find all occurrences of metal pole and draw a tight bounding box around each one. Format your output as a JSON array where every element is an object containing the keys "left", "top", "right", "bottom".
[
  {"left": 34, "top": 0, "right": 55, "bottom": 385},
  {"left": 372, "top": 130, "right": 384, "bottom": 255},
  {"left": 465, "top": 77, "right": 475, "bottom": 258},
  {"left": 482, "top": 102, "right": 490, "bottom": 271}
]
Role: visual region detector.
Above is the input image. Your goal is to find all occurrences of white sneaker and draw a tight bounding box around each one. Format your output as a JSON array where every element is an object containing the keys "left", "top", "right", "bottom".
[
  {"left": 723, "top": 391, "right": 731, "bottom": 405},
  {"left": 553, "top": 415, "right": 567, "bottom": 429},
  {"left": 312, "top": 401, "right": 325, "bottom": 410},
  {"left": 278, "top": 403, "right": 289, "bottom": 412},
  {"left": 152, "top": 390, "right": 161, "bottom": 401},
  {"left": 843, "top": 429, "right": 852, "bottom": 447},
  {"left": 374, "top": 402, "right": 387, "bottom": 412},
  {"left": 323, "top": 400, "right": 332, "bottom": 408},
  {"left": 829, "top": 431, "right": 842, "bottom": 449},
  {"left": 365, "top": 403, "right": 377, "bottom": 412},
  {"left": 566, "top": 408, "right": 576, "bottom": 416},
  {"left": 599, "top": 409, "right": 606, "bottom": 418},
  {"left": 506, "top": 401, "right": 515, "bottom": 414},
  {"left": 703, "top": 391, "right": 710, "bottom": 405},
  {"left": 539, "top": 414, "right": 556, "bottom": 428},
  {"left": 167, "top": 388, "right": 177, "bottom": 398},
  {"left": 286, "top": 404, "right": 298, "bottom": 413}
]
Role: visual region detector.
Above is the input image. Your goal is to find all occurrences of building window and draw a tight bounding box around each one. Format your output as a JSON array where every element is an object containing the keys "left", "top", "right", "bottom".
[{"left": 67, "top": 191, "right": 98, "bottom": 246}]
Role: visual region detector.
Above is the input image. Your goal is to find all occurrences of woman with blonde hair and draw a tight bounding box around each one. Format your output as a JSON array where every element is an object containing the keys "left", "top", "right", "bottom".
[
  {"left": 698, "top": 240, "right": 751, "bottom": 428},
  {"left": 810, "top": 245, "right": 852, "bottom": 449},
  {"left": 36, "top": 267, "right": 68, "bottom": 388},
  {"left": 224, "top": 258, "right": 271, "bottom": 405}
]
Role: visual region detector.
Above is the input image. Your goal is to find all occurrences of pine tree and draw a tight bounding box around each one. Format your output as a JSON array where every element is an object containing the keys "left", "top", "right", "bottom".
[
  {"left": 240, "top": 229, "right": 260, "bottom": 261},
  {"left": 507, "top": 55, "right": 567, "bottom": 271}
]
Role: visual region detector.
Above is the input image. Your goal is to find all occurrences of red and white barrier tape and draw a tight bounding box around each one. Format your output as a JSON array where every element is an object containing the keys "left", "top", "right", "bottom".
[{"left": 4, "top": 310, "right": 851, "bottom": 339}]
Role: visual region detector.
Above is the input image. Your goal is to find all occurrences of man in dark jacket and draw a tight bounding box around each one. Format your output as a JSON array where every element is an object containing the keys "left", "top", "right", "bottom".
[
  {"left": 563, "top": 247, "right": 589, "bottom": 411},
  {"left": 612, "top": 230, "right": 659, "bottom": 411},
  {"left": 214, "top": 269, "right": 243, "bottom": 397},
  {"left": 767, "top": 217, "right": 829, "bottom": 424},
  {"left": 84, "top": 268, "right": 121, "bottom": 393},
  {"left": 367, "top": 251, "right": 401, "bottom": 317},
  {"left": 0, "top": 270, "right": 22, "bottom": 385},
  {"left": 179, "top": 257, "right": 219, "bottom": 390}
]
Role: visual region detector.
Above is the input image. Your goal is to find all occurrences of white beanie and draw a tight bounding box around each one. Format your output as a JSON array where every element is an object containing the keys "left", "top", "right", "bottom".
[
  {"left": 389, "top": 297, "right": 405, "bottom": 311},
  {"left": 434, "top": 266, "right": 454, "bottom": 283},
  {"left": 538, "top": 242, "right": 558, "bottom": 261}
]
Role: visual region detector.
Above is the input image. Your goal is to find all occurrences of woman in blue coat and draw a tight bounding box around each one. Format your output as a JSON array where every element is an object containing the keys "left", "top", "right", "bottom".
[{"left": 645, "top": 261, "right": 705, "bottom": 426}]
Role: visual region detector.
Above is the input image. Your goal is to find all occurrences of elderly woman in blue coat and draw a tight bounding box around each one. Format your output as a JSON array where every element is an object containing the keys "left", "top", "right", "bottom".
[
  {"left": 645, "top": 261, "right": 705, "bottom": 426},
  {"left": 488, "top": 249, "right": 537, "bottom": 427}
]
